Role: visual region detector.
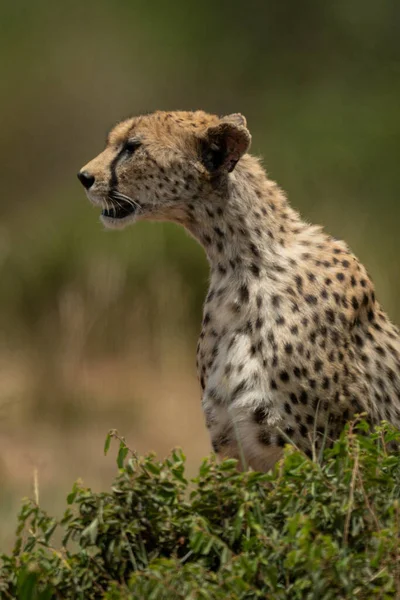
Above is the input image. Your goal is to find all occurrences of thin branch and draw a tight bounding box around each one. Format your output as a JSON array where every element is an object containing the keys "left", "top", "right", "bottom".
[{"left": 344, "top": 444, "right": 359, "bottom": 546}]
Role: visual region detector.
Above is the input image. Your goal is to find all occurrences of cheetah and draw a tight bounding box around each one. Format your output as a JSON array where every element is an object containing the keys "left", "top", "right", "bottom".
[{"left": 78, "top": 110, "right": 400, "bottom": 471}]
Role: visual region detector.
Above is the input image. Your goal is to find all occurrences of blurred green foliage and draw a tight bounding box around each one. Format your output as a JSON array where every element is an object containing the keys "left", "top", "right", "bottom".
[
  {"left": 0, "top": 0, "right": 399, "bottom": 355},
  {"left": 2, "top": 421, "right": 400, "bottom": 598},
  {"left": 1, "top": 0, "right": 400, "bottom": 556}
]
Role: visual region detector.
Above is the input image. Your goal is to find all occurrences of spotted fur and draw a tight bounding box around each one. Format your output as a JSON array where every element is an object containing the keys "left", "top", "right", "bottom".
[{"left": 79, "top": 110, "right": 400, "bottom": 471}]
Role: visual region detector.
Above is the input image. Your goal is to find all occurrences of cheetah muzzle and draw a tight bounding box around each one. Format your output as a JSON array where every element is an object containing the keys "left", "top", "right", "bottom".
[{"left": 78, "top": 109, "right": 400, "bottom": 472}]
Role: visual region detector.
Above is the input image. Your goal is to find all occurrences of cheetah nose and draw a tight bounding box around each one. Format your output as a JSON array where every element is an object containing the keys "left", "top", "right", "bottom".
[{"left": 77, "top": 170, "right": 95, "bottom": 190}]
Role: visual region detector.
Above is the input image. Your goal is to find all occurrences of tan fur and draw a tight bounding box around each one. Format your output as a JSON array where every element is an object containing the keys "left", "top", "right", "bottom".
[{"left": 79, "top": 110, "right": 400, "bottom": 471}]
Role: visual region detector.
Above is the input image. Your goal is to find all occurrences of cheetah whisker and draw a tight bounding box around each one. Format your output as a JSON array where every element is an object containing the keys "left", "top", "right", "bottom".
[
  {"left": 109, "top": 191, "right": 141, "bottom": 213},
  {"left": 103, "top": 197, "right": 116, "bottom": 218},
  {"left": 109, "top": 196, "right": 125, "bottom": 214}
]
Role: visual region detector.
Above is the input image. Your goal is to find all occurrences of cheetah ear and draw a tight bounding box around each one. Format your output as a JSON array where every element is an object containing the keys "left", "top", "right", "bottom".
[{"left": 200, "top": 113, "right": 251, "bottom": 173}]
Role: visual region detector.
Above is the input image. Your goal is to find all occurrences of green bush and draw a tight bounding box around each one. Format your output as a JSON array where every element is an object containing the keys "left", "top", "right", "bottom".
[{"left": 1, "top": 421, "right": 400, "bottom": 599}]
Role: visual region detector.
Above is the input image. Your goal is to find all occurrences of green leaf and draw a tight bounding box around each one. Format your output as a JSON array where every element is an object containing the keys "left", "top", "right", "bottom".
[
  {"left": 145, "top": 461, "right": 161, "bottom": 475},
  {"left": 81, "top": 517, "right": 99, "bottom": 545},
  {"left": 117, "top": 443, "right": 129, "bottom": 469},
  {"left": 104, "top": 432, "right": 112, "bottom": 456},
  {"left": 44, "top": 521, "right": 57, "bottom": 543}
]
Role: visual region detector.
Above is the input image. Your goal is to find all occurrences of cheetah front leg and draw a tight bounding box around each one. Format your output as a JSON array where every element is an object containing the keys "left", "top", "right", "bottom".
[{"left": 200, "top": 329, "right": 288, "bottom": 471}]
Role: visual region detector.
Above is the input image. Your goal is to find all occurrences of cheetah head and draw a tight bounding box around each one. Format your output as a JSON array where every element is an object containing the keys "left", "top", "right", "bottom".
[{"left": 78, "top": 110, "right": 251, "bottom": 229}]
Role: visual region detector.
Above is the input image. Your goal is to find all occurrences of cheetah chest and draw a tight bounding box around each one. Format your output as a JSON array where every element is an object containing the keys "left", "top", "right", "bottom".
[
  {"left": 196, "top": 275, "right": 364, "bottom": 468},
  {"left": 197, "top": 285, "right": 282, "bottom": 424}
]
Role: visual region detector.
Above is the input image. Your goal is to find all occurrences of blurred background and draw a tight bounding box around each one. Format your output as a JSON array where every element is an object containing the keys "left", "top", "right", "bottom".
[{"left": 0, "top": 0, "right": 399, "bottom": 549}]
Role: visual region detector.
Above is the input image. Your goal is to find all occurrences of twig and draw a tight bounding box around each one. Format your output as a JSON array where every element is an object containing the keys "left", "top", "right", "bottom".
[
  {"left": 122, "top": 531, "right": 138, "bottom": 571},
  {"left": 356, "top": 471, "right": 381, "bottom": 532},
  {"left": 33, "top": 467, "right": 39, "bottom": 506},
  {"left": 344, "top": 443, "right": 359, "bottom": 545},
  {"left": 229, "top": 407, "right": 248, "bottom": 471},
  {"left": 108, "top": 429, "right": 138, "bottom": 459},
  {"left": 394, "top": 500, "right": 400, "bottom": 596}
]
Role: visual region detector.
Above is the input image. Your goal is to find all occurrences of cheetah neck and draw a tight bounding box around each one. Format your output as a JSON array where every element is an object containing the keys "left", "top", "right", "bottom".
[{"left": 186, "top": 156, "right": 306, "bottom": 276}]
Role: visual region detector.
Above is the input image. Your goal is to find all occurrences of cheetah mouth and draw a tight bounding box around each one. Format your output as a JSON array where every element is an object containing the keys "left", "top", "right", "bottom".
[{"left": 101, "top": 191, "right": 141, "bottom": 220}]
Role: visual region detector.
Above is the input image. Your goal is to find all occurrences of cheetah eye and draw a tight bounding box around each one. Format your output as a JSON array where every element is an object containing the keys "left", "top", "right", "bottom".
[{"left": 122, "top": 140, "right": 141, "bottom": 155}]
